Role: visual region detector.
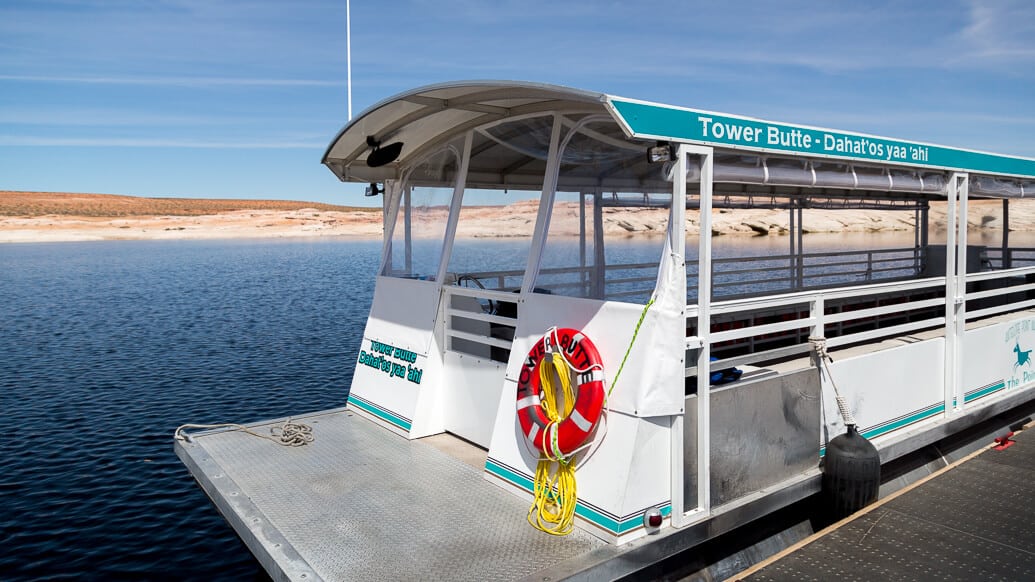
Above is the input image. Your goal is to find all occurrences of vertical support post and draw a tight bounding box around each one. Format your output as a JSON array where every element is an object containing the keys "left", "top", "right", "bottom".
[
  {"left": 914, "top": 205, "right": 921, "bottom": 275},
  {"left": 593, "top": 191, "right": 606, "bottom": 299},
  {"left": 669, "top": 146, "right": 689, "bottom": 528},
  {"left": 789, "top": 200, "right": 796, "bottom": 291},
  {"left": 435, "top": 132, "right": 473, "bottom": 285},
  {"left": 921, "top": 200, "right": 930, "bottom": 275},
  {"left": 579, "top": 192, "right": 588, "bottom": 293},
  {"left": 695, "top": 147, "right": 714, "bottom": 519},
  {"left": 811, "top": 295, "right": 825, "bottom": 339},
  {"left": 521, "top": 115, "right": 564, "bottom": 296},
  {"left": 404, "top": 186, "right": 413, "bottom": 275},
  {"left": 377, "top": 180, "right": 402, "bottom": 276},
  {"left": 944, "top": 173, "right": 967, "bottom": 415},
  {"left": 954, "top": 174, "right": 969, "bottom": 411},
  {"left": 797, "top": 203, "right": 805, "bottom": 288},
  {"left": 1003, "top": 199, "right": 1011, "bottom": 269}
]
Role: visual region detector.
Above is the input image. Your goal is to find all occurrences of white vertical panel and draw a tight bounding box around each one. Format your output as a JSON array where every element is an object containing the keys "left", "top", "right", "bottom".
[
  {"left": 944, "top": 175, "right": 959, "bottom": 415},
  {"left": 669, "top": 146, "right": 688, "bottom": 527}
]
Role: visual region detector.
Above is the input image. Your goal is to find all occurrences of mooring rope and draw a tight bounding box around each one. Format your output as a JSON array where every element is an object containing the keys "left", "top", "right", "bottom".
[
  {"left": 174, "top": 418, "right": 314, "bottom": 447},
  {"left": 809, "top": 336, "right": 857, "bottom": 427},
  {"left": 608, "top": 297, "right": 655, "bottom": 400}
]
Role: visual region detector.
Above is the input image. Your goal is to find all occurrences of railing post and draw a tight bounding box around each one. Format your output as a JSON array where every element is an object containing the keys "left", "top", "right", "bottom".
[
  {"left": 944, "top": 173, "right": 968, "bottom": 416},
  {"left": 696, "top": 147, "right": 714, "bottom": 522},
  {"left": 811, "top": 295, "right": 825, "bottom": 339},
  {"left": 796, "top": 203, "right": 805, "bottom": 288},
  {"left": 1003, "top": 199, "right": 1011, "bottom": 269}
]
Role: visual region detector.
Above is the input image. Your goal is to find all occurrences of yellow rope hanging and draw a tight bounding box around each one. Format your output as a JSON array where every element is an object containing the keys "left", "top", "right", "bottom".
[{"left": 527, "top": 351, "right": 580, "bottom": 536}]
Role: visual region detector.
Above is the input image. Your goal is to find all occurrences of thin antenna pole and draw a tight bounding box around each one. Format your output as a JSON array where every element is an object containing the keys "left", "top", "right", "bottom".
[{"left": 346, "top": 0, "right": 353, "bottom": 121}]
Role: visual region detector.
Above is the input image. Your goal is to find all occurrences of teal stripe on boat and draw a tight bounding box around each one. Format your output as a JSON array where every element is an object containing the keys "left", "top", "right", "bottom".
[
  {"left": 821, "top": 385, "right": 1005, "bottom": 454},
  {"left": 861, "top": 404, "right": 944, "bottom": 440},
  {"left": 965, "top": 381, "right": 1006, "bottom": 403},
  {"left": 484, "top": 458, "right": 534, "bottom": 491},
  {"left": 861, "top": 403, "right": 944, "bottom": 441},
  {"left": 347, "top": 396, "right": 412, "bottom": 431},
  {"left": 484, "top": 458, "right": 670, "bottom": 534}
]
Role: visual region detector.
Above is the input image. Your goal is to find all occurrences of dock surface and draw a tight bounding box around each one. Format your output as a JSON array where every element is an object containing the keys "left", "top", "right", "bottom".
[
  {"left": 737, "top": 426, "right": 1035, "bottom": 581},
  {"left": 175, "top": 408, "right": 606, "bottom": 581}
]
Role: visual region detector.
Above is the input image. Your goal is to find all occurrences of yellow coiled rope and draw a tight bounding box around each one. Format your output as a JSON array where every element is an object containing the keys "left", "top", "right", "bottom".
[
  {"left": 527, "top": 351, "right": 579, "bottom": 536},
  {"left": 526, "top": 303, "right": 654, "bottom": 536}
]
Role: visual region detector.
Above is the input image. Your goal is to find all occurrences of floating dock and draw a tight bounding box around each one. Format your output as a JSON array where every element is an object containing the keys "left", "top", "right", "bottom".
[{"left": 734, "top": 424, "right": 1035, "bottom": 581}]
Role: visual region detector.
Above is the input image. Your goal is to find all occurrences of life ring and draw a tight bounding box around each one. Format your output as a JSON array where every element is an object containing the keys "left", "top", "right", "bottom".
[{"left": 516, "top": 328, "right": 606, "bottom": 458}]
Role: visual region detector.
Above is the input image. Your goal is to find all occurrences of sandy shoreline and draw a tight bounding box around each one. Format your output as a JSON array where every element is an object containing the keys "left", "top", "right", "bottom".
[
  {"left": 0, "top": 208, "right": 385, "bottom": 243},
  {"left": 0, "top": 195, "right": 1027, "bottom": 244}
]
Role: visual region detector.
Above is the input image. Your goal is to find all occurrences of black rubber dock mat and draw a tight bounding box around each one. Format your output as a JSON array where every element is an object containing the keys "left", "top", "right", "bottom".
[{"left": 738, "top": 428, "right": 1035, "bottom": 581}]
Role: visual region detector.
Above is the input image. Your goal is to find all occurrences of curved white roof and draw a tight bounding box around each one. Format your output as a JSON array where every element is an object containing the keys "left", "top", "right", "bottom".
[{"left": 322, "top": 81, "right": 609, "bottom": 183}]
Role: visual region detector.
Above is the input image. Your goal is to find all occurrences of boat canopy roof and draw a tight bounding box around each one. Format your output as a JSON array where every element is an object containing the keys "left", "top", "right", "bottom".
[{"left": 323, "top": 80, "right": 1035, "bottom": 197}]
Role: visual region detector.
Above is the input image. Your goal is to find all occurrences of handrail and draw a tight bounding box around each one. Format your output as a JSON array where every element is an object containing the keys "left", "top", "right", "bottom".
[
  {"left": 965, "top": 264, "right": 1035, "bottom": 282},
  {"left": 445, "top": 307, "right": 516, "bottom": 326},
  {"left": 446, "top": 285, "right": 521, "bottom": 303},
  {"left": 700, "top": 276, "right": 945, "bottom": 317}
]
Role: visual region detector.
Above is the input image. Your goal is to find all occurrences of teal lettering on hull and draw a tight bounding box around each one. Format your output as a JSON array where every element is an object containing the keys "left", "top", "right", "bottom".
[
  {"left": 610, "top": 99, "right": 1035, "bottom": 179},
  {"left": 359, "top": 339, "right": 424, "bottom": 385}
]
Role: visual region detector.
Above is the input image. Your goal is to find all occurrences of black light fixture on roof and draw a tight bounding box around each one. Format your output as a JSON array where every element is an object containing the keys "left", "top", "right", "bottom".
[
  {"left": 366, "top": 135, "right": 404, "bottom": 168},
  {"left": 364, "top": 183, "right": 383, "bottom": 197}
]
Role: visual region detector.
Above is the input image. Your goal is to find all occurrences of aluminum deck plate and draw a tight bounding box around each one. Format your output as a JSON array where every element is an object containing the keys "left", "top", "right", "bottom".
[
  {"left": 740, "top": 426, "right": 1035, "bottom": 581},
  {"left": 175, "top": 408, "right": 606, "bottom": 581}
]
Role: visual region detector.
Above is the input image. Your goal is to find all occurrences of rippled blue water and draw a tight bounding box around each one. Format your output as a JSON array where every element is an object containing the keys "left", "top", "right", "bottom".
[{"left": 0, "top": 239, "right": 380, "bottom": 580}]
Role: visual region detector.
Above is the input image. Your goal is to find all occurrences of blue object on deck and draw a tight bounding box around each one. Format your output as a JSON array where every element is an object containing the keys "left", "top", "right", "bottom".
[{"left": 710, "top": 356, "right": 743, "bottom": 385}]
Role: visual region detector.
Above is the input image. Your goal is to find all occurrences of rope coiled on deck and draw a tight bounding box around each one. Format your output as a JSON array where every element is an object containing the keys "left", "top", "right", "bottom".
[{"left": 174, "top": 418, "right": 314, "bottom": 447}]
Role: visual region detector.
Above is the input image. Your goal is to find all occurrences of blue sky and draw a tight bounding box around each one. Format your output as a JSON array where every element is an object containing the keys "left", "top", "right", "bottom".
[{"left": 2, "top": 0, "right": 1033, "bottom": 205}]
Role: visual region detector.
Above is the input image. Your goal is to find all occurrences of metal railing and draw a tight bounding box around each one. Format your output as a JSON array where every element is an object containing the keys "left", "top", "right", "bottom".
[
  {"left": 985, "top": 247, "right": 1035, "bottom": 270},
  {"left": 686, "top": 262, "right": 1035, "bottom": 378},
  {"left": 689, "top": 247, "right": 921, "bottom": 301},
  {"left": 685, "top": 277, "right": 948, "bottom": 377},
  {"left": 965, "top": 264, "right": 1035, "bottom": 321},
  {"left": 443, "top": 286, "right": 519, "bottom": 362}
]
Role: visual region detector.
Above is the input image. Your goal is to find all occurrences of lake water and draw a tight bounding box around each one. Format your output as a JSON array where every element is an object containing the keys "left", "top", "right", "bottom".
[
  {"left": 1, "top": 239, "right": 379, "bottom": 580},
  {"left": 0, "top": 231, "right": 1024, "bottom": 579}
]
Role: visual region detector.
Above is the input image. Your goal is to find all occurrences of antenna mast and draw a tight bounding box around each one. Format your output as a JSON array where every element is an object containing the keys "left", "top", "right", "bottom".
[{"left": 346, "top": 0, "right": 353, "bottom": 121}]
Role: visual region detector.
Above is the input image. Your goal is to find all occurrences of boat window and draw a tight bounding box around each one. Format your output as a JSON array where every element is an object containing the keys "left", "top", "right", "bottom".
[
  {"left": 965, "top": 196, "right": 1035, "bottom": 272},
  {"left": 534, "top": 191, "right": 598, "bottom": 298},
  {"left": 383, "top": 144, "right": 460, "bottom": 280},
  {"left": 533, "top": 116, "right": 670, "bottom": 304},
  {"left": 536, "top": 191, "right": 670, "bottom": 304},
  {"left": 446, "top": 189, "right": 540, "bottom": 292},
  {"left": 688, "top": 187, "right": 931, "bottom": 303}
]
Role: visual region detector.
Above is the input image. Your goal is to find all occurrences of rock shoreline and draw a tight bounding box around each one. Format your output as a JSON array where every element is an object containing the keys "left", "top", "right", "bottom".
[{"left": 0, "top": 198, "right": 1027, "bottom": 244}]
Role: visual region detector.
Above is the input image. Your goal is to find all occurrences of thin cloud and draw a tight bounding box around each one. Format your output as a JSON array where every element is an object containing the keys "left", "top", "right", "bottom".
[
  {"left": 0, "top": 74, "right": 341, "bottom": 88},
  {"left": 0, "top": 135, "right": 325, "bottom": 149}
]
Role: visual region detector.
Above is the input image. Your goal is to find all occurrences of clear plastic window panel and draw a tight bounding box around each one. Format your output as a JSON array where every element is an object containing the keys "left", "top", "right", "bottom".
[
  {"left": 383, "top": 147, "right": 458, "bottom": 280},
  {"left": 537, "top": 191, "right": 670, "bottom": 304},
  {"left": 446, "top": 189, "right": 540, "bottom": 292}
]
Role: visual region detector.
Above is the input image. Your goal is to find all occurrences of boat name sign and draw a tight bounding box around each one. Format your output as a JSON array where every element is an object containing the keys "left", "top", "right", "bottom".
[{"left": 609, "top": 98, "right": 1035, "bottom": 179}]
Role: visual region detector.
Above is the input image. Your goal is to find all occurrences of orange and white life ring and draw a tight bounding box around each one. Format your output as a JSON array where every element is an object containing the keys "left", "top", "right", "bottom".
[{"left": 516, "top": 328, "right": 606, "bottom": 459}]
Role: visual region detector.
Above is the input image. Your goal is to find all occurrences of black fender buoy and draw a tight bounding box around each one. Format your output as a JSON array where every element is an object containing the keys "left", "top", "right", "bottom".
[{"left": 821, "top": 424, "right": 880, "bottom": 521}]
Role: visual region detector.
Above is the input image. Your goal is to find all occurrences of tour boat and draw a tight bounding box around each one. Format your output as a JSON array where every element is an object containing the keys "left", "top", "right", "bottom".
[{"left": 176, "top": 81, "right": 1035, "bottom": 580}]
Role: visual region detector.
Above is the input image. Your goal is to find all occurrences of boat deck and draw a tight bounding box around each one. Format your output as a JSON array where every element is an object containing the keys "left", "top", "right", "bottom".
[
  {"left": 174, "top": 408, "right": 613, "bottom": 582},
  {"left": 734, "top": 423, "right": 1035, "bottom": 581}
]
